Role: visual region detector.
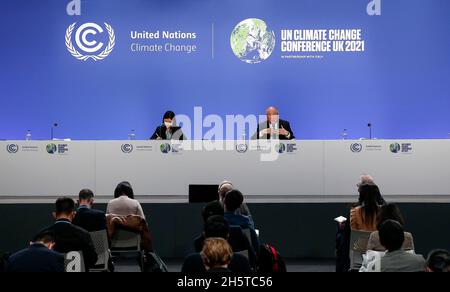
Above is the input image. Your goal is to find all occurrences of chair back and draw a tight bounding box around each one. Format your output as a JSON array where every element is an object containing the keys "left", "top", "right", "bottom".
[
  {"left": 349, "top": 230, "right": 372, "bottom": 270},
  {"left": 89, "top": 230, "right": 110, "bottom": 271},
  {"left": 111, "top": 228, "right": 141, "bottom": 252}
]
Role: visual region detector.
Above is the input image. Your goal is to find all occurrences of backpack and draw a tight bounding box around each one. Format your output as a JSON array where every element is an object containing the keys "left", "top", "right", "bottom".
[
  {"left": 142, "top": 252, "right": 168, "bottom": 272},
  {"left": 257, "top": 244, "right": 287, "bottom": 272}
]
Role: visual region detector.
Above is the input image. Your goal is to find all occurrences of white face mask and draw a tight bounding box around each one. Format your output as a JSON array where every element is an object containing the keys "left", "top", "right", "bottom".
[{"left": 164, "top": 122, "right": 173, "bottom": 128}]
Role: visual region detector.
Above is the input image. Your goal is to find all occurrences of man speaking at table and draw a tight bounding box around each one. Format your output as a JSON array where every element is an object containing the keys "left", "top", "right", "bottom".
[{"left": 252, "top": 106, "right": 295, "bottom": 140}]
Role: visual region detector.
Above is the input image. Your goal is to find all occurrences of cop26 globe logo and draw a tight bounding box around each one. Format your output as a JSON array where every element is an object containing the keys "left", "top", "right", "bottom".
[
  {"left": 275, "top": 143, "right": 286, "bottom": 154},
  {"left": 160, "top": 143, "right": 172, "bottom": 154},
  {"left": 46, "top": 143, "right": 57, "bottom": 154},
  {"left": 230, "top": 18, "right": 275, "bottom": 64},
  {"left": 65, "top": 22, "right": 115, "bottom": 61},
  {"left": 390, "top": 143, "right": 401, "bottom": 153}
]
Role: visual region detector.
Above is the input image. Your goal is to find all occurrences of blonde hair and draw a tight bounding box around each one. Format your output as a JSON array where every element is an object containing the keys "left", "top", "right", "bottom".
[{"left": 201, "top": 238, "right": 233, "bottom": 269}]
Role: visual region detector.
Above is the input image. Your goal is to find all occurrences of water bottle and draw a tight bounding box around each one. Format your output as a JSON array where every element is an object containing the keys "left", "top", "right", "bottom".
[
  {"left": 271, "top": 123, "right": 278, "bottom": 140},
  {"left": 128, "top": 130, "right": 136, "bottom": 140},
  {"left": 341, "top": 129, "right": 348, "bottom": 140},
  {"left": 25, "top": 130, "right": 32, "bottom": 141}
]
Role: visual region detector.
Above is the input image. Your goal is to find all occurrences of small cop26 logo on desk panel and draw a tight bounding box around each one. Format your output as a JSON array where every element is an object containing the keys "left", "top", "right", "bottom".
[
  {"left": 159, "top": 143, "right": 182, "bottom": 154},
  {"left": 46, "top": 143, "right": 69, "bottom": 155},
  {"left": 390, "top": 143, "right": 413, "bottom": 154},
  {"left": 275, "top": 143, "right": 297, "bottom": 154}
]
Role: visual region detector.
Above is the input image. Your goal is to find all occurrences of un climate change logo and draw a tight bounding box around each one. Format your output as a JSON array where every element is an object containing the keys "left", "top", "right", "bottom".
[
  {"left": 65, "top": 22, "right": 115, "bottom": 61},
  {"left": 230, "top": 18, "right": 275, "bottom": 64},
  {"left": 350, "top": 143, "right": 363, "bottom": 153},
  {"left": 236, "top": 143, "right": 248, "bottom": 153},
  {"left": 121, "top": 144, "right": 133, "bottom": 154},
  {"left": 6, "top": 144, "right": 19, "bottom": 154}
]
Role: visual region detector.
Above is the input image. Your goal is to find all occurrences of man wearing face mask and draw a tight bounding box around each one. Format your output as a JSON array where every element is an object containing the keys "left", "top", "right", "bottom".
[
  {"left": 150, "top": 110, "right": 185, "bottom": 140},
  {"left": 252, "top": 106, "right": 295, "bottom": 140}
]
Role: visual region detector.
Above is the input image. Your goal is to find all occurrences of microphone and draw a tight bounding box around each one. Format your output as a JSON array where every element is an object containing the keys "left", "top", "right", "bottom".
[
  {"left": 51, "top": 122, "right": 58, "bottom": 140},
  {"left": 367, "top": 122, "right": 372, "bottom": 140}
]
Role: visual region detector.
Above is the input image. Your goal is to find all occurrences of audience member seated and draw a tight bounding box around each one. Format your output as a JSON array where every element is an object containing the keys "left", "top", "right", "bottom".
[
  {"left": 350, "top": 184, "right": 382, "bottom": 232},
  {"left": 106, "top": 182, "right": 153, "bottom": 251},
  {"left": 38, "top": 197, "right": 98, "bottom": 271},
  {"left": 201, "top": 238, "right": 234, "bottom": 272},
  {"left": 426, "top": 249, "right": 450, "bottom": 272},
  {"left": 218, "top": 181, "right": 252, "bottom": 218},
  {"left": 107, "top": 181, "right": 145, "bottom": 218},
  {"left": 5, "top": 231, "right": 64, "bottom": 273},
  {"left": 377, "top": 220, "right": 425, "bottom": 272},
  {"left": 367, "top": 203, "right": 414, "bottom": 251},
  {"left": 73, "top": 189, "right": 107, "bottom": 232},
  {"left": 194, "top": 201, "right": 225, "bottom": 252},
  {"left": 336, "top": 176, "right": 387, "bottom": 272},
  {"left": 106, "top": 214, "right": 153, "bottom": 251},
  {"left": 223, "top": 190, "right": 255, "bottom": 230},
  {"left": 194, "top": 202, "right": 256, "bottom": 266},
  {"left": 182, "top": 217, "right": 251, "bottom": 273},
  {"left": 357, "top": 175, "right": 385, "bottom": 205}
]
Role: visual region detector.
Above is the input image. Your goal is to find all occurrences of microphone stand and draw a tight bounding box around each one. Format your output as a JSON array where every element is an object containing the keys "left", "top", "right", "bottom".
[{"left": 51, "top": 123, "right": 58, "bottom": 140}]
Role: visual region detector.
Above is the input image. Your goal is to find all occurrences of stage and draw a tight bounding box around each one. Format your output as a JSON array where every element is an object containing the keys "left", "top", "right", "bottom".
[{"left": 1, "top": 140, "right": 449, "bottom": 204}]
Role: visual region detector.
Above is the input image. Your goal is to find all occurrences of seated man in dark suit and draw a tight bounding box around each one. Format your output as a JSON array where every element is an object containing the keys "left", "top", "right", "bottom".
[
  {"left": 252, "top": 106, "right": 295, "bottom": 140},
  {"left": 5, "top": 231, "right": 64, "bottom": 273},
  {"left": 73, "top": 189, "right": 107, "bottom": 232},
  {"left": 39, "top": 197, "right": 98, "bottom": 271},
  {"left": 182, "top": 216, "right": 251, "bottom": 273}
]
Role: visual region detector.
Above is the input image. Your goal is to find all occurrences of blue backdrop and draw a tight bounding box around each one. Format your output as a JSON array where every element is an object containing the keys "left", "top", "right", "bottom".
[{"left": 1, "top": 0, "right": 449, "bottom": 140}]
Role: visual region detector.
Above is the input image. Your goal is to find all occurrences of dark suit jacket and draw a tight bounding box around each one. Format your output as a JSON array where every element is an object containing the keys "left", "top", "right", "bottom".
[
  {"left": 252, "top": 119, "right": 295, "bottom": 140},
  {"left": 39, "top": 219, "right": 98, "bottom": 271},
  {"left": 150, "top": 125, "right": 184, "bottom": 140},
  {"left": 73, "top": 206, "right": 107, "bottom": 233},
  {"left": 6, "top": 243, "right": 64, "bottom": 273},
  {"left": 182, "top": 253, "right": 250, "bottom": 273}
]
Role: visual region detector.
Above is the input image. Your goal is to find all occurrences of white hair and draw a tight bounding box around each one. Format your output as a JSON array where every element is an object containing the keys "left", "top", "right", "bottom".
[
  {"left": 218, "top": 181, "right": 234, "bottom": 201},
  {"left": 359, "top": 174, "right": 375, "bottom": 185}
]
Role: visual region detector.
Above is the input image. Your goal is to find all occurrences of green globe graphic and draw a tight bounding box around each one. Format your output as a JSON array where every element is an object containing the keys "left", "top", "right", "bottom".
[{"left": 230, "top": 18, "right": 275, "bottom": 64}]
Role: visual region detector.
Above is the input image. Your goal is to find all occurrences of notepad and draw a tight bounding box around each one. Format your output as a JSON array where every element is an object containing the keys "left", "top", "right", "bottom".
[{"left": 334, "top": 216, "right": 347, "bottom": 223}]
